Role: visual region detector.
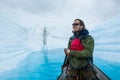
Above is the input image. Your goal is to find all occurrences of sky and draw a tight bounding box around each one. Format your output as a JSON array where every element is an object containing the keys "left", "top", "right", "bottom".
[{"left": 0, "top": 0, "right": 120, "bottom": 30}]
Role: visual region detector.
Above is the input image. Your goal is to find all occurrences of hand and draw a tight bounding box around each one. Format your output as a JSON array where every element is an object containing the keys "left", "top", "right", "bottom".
[
  {"left": 61, "top": 65, "right": 66, "bottom": 72},
  {"left": 64, "top": 48, "right": 70, "bottom": 55},
  {"left": 61, "top": 65, "right": 65, "bottom": 70}
]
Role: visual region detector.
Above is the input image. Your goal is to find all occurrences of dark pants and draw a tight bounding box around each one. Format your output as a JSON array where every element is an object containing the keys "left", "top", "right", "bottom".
[{"left": 58, "top": 66, "right": 98, "bottom": 80}]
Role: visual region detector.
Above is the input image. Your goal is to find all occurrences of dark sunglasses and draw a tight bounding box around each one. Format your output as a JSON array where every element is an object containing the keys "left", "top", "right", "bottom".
[{"left": 72, "top": 23, "right": 80, "bottom": 26}]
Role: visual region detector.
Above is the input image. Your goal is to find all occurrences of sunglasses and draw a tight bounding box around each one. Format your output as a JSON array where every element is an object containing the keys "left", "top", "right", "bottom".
[{"left": 72, "top": 23, "right": 80, "bottom": 26}]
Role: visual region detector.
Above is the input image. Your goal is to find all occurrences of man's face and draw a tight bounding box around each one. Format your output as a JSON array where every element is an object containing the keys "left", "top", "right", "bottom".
[{"left": 72, "top": 20, "right": 83, "bottom": 32}]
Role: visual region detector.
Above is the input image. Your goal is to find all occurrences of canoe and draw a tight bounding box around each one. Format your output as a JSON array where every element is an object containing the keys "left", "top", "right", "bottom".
[
  {"left": 57, "top": 64, "right": 111, "bottom": 80},
  {"left": 93, "top": 65, "right": 111, "bottom": 80}
]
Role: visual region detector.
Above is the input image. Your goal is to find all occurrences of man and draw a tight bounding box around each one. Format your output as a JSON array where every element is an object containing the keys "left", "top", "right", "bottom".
[{"left": 58, "top": 19, "right": 97, "bottom": 80}]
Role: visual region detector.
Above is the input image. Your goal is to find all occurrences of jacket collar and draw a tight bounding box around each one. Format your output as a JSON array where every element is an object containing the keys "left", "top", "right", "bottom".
[{"left": 73, "top": 29, "right": 89, "bottom": 38}]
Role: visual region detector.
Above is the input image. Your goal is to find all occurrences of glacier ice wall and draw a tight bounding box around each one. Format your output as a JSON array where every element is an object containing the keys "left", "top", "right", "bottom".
[
  {"left": 91, "top": 13, "right": 120, "bottom": 63},
  {"left": 0, "top": 15, "right": 34, "bottom": 73}
]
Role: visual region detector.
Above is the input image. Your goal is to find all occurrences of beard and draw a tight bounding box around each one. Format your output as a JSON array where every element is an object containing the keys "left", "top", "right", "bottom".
[
  {"left": 72, "top": 30, "right": 79, "bottom": 33},
  {"left": 72, "top": 26, "right": 84, "bottom": 33},
  {"left": 72, "top": 28, "right": 81, "bottom": 33}
]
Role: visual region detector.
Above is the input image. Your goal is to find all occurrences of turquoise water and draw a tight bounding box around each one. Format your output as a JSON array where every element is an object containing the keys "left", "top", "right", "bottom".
[
  {"left": 94, "top": 58, "right": 120, "bottom": 80},
  {"left": 0, "top": 49, "right": 119, "bottom": 80}
]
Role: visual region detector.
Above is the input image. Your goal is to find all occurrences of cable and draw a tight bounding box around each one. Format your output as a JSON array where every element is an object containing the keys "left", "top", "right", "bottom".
[{"left": 48, "top": 33, "right": 69, "bottom": 39}]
